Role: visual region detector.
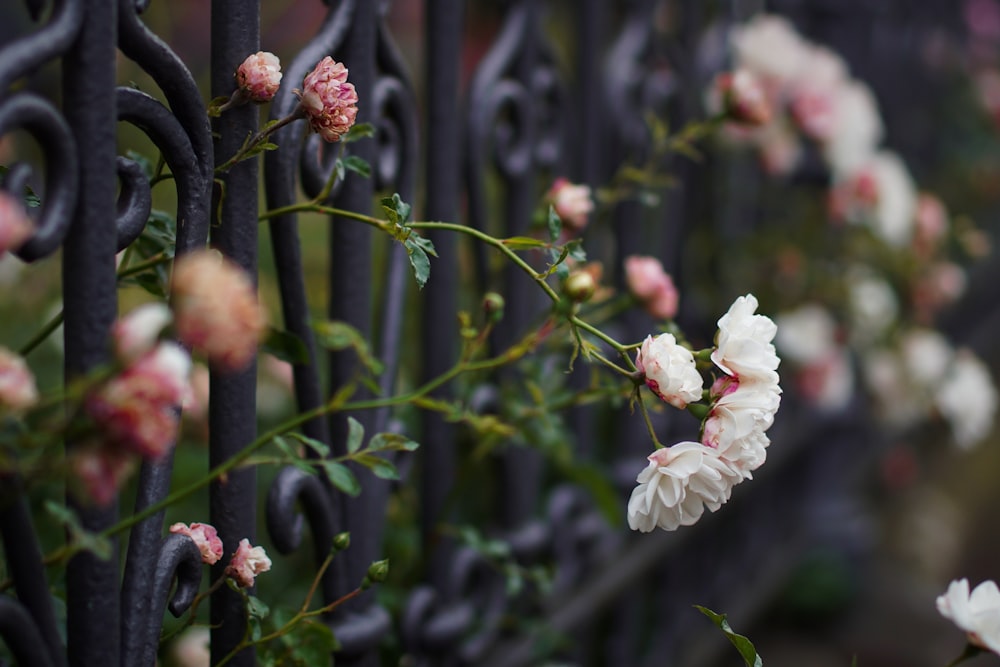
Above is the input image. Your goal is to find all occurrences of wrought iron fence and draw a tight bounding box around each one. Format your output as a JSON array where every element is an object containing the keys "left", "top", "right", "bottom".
[{"left": 0, "top": 0, "right": 983, "bottom": 666}]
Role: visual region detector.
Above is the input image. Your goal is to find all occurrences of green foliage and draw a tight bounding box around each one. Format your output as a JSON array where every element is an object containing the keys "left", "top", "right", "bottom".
[
  {"left": 44, "top": 501, "right": 112, "bottom": 561},
  {"left": 695, "top": 606, "right": 763, "bottom": 667},
  {"left": 312, "top": 320, "right": 384, "bottom": 375},
  {"left": 262, "top": 327, "right": 311, "bottom": 365},
  {"left": 381, "top": 194, "right": 437, "bottom": 289}
]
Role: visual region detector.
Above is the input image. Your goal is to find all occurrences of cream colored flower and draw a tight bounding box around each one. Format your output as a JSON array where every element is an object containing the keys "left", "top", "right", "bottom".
[{"left": 635, "top": 334, "right": 702, "bottom": 409}]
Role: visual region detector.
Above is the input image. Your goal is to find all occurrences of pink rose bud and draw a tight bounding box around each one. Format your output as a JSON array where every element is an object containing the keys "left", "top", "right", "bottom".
[
  {"left": 0, "top": 347, "right": 38, "bottom": 412},
  {"left": 635, "top": 334, "right": 703, "bottom": 409},
  {"left": 85, "top": 342, "right": 192, "bottom": 459},
  {"left": 0, "top": 192, "right": 34, "bottom": 258},
  {"left": 297, "top": 56, "right": 359, "bottom": 142},
  {"left": 547, "top": 178, "right": 593, "bottom": 233},
  {"left": 169, "top": 522, "right": 224, "bottom": 565},
  {"left": 235, "top": 51, "right": 282, "bottom": 103},
  {"left": 70, "top": 443, "right": 137, "bottom": 507},
  {"left": 112, "top": 302, "right": 172, "bottom": 364},
  {"left": 171, "top": 250, "right": 268, "bottom": 372},
  {"left": 624, "top": 255, "right": 679, "bottom": 320},
  {"left": 714, "top": 69, "right": 771, "bottom": 126},
  {"left": 225, "top": 538, "right": 272, "bottom": 588}
]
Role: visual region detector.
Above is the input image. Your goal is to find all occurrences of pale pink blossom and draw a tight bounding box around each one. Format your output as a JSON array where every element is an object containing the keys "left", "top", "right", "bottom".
[
  {"left": 787, "top": 47, "right": 848, "bottom": 141},
  {"left": 170, "top": 522, "right": 224, "bottom": 565},
  {"left": 547, "top": 178, "right": 593, "bottom": 233},
  {"left": 0, "top": 347, "right": 38, "bottom": 412},
  {"left": 297, "top": 57, "right": 359, "bottom": 142},
  {"left": 937, "top": 578, "right": 1000, "bottom": 654},
  {"left": 702, "top": 375, "right": 781, "bottom": 476},
  {"left": 0, "top": 192, "right": 34, "bottom": 258},
  {"left": 85, "top": 342, "right": 191, "bottom": 459},
  {"left": 171, "top": 250, "right": 268, "bottom": 372},
  {"left": 112, "top": 302, "right": 172, "bottom": 363},
  {"left": 627, "top": 443, "right": 741, "bottom": 532},
  {"left": 635, "top": 334, "right": 703, "bottom": 409},
  {"left": 913, "top": 262, "right": 967, "bottom": 323},
  {"left": 226, "top": 538, "right": 272, "bottom": 588},
  {"left": 756, "top": 121, "right": 803, "bottom": 176},
  {"left": 624, "top": 256, "right": 679, "bottom": 320},
  {"left": 70, "top": 443, "right": 137, "bottom": 507},
  {"left": 711, "top": 294, "right": 780, "bottom": 383},
  {"left": 713, "top": 69, "right": 772, "bottom": 126},
  {"left": 822, "top": 81, "right": 884, "bottom": 175},
  {"left": 729, "top": 15, "right": 808, "bottom": 85},
  {"left": 236, "top": 51, "right": 282, "bottom": 103},
  {"left": 830, "top": 152, "right": 917, "bottom": 247},
  {"left": 794, "top": 349, "right": 854, "bottom": 413},
  {"left": 913, "top": 193, "right": 949, "bottom": 257}
]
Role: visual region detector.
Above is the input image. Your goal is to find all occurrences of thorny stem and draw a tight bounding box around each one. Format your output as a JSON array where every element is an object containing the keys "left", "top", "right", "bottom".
[{"left": 215, "top": 107, "right": 306, "bottom": 174}]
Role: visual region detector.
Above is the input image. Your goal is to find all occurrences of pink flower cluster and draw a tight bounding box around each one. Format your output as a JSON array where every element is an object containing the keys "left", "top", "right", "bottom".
[
  {"left": 170, "top": 523, "right": 271, "bottom": 588},
  {"left": 624, "top": 256, "right": 679, "bottom": 320},
  {"left": 171, "top": 250, "right": 268, "bottom": 372},
  {"left": 236, "top": 51, "right": 282, "bottom": 103},
  {"left": 628, "top": 294, "right": 782, "bottom": 532},
  {"left": 297, "top": 56, "right": 359, "bottom": 142}
]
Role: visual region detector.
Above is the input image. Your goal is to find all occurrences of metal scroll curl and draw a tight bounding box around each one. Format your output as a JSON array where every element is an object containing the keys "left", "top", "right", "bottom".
[
  {"left": 0, "top": 596, "right": 55, "bottom": 667},
  {"left": 0, "top": 0, "right": 83, "bottom": 92},
  {"left": 0, "top": 94, "right": 78, "bottom": 262}
]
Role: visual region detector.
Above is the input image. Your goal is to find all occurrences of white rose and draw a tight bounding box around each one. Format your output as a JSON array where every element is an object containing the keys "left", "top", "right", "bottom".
[
  {"left": 937, "top": 579, "right": 1000, "bottom": 655},
  {"left": 711, "top": 294, "right": 780, "bottom": 382},
  {"left": 635, "top": 334, "right": 703, "bottom": 409},
  {"left": 935, "top": 350, "right": 998, "bottom": 449},
  {"left": 627, "top": 443, "right": 741, "bottom": 532}
]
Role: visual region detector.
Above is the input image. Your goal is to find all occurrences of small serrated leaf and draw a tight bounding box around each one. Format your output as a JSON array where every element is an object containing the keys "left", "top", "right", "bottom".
[
  {"left": 341, "top": 122, "right": 375, "bottom": 143},
  {"left": 403, "top": 239, "right": 431, "bottom": 289},
  {"left": 546, "top": 205, "right": 562, "bottom": 242},
  {"left": 341, "top": 155, "right": 371, "bottom": 179},
  {"left": 287, "top": 432, "right": 331, "bottom": 458},
  {"left": 367, "top": 432, "right": 419, "bottom": 453},
  {"left": 345, "top": 416, "right": 365, "bottom": 454},
  {"left": 321, "top": 461, "right": 360, "bottom": 496},
  {"left": 354, "top": 454, "right": 399, "bottom": 480},
  {"left": 247, "top": 595, "right": 270, "bottom": 620}
]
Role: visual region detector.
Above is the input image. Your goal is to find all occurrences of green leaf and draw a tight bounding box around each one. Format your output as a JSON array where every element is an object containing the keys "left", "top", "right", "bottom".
[
  {"left": 341, "top": 155, "right": 371, "bottom": 179},
  {"left": 44, "top": 501, "right": 112, "bottom": 561},
  {"left": 546, "top": 205, "right": 562, "bottom": 242},
  {"left": 287, "top": 432, "right": 331, "bottom": 458},
  {"left": 403, "top": 238, "right": 431, "bottom": 289},
  {"left": 341, "top": 122, "right": 375, "bottom": 143},
  {"left": 380, "top": 193, "right": 412, "bottom": 225},
  {"left": 353, "top": 453, "right": 398, "bottom": 480},
  {"left": 321, "top": 461, "right": 360, "bottom": 497},
  {"left": 312, "top": 321, "right": 384, "bottom": 375},
  {"left": 289, "top": 620, "right": 339, "bottom": 664},
  {"left": 367, "top": 432, "right": 419, "bottom": 453},
  {"left": 273, "top": 436, "right": 318, "bottom": 475},
  {"left": 501, "top": 236, "right": 549, "bottom": 250},
  {"left": 694, "top": 606, "right": 763, "bottom": 667},
  {"left": 261, "top": 327, "right": 310, "bottom": 365},
  {"left": 246, "top": 595, "right": 270, "bottom": 620},
  {"left": 345, "top": 416, "right": 365, "bottom": 454}
]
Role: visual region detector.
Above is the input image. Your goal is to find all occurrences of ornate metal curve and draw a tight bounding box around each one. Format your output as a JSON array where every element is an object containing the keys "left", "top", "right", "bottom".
[
  {"left": 0, "top": 0, "right": 83, "bottom": 93},
  {"left": 0, "top": 596, "right": 55, "bottom": 667},
  {"left": 114, "top": 156, "right": 153, "bottom": 251},
  {"left": 0, "top": 93, "right": 78, "bottom": 262},
  {"left": 115, "top": 86, "right": 210, "bottom": 253}
]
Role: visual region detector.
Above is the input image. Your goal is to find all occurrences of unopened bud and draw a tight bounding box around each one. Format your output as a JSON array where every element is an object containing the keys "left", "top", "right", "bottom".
[
  {"left": 482, "top": 292, "right": 505, "bottom": 323},
  {"left": 332, "top": 532, "right": 351, "bottom": 552},
  {"left": 563, "top": 270, "right": 596, "bottom": 303},
  {"left": 361, "top": 558, "right": 390, "bottom": 589}
]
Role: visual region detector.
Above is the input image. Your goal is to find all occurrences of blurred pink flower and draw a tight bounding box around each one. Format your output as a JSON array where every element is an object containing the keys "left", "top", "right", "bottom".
[
  {"left": 912, "top": 193, "right": 949, "bottom": 257},
  {"left": 85, "top": 342, "right": 191, "bottom": 459},
  {"left": 547, "top": 178, "right": 593, "bottom": 233},
  {"left": 70, "top": 443, "right": 137, "bottom": 507},
  {"left": 112, "top": 302, "right": 172, "bottom": 364},
  {"left": 0, "top": 347, "right": 37, "bottom": 412},
  {"left": 171, "top": 250, "right": 268, "bottom": 372},
  {"left": 169, "top": 627, "right": 210, "bottom": 667},
  {"left": 170, "top": 522, "right": 224, "bottom": 565},
  {"left": 713, "top": 69, "right": 772, "bottom": 126},
  {"left": 297, "top": 56, "right": 358, "bottom": 142},
  {"left": 624, "top": 256, "right": 679, "bottom": 320},
  {"left": 236, "top": 51, "right": 282, "bottom": 103},
  {"left": 0, "top": 192, "right": 33, "bottom": 258},
  {"left": 226, "top": 538, "right": 272, "bottom": 588}
]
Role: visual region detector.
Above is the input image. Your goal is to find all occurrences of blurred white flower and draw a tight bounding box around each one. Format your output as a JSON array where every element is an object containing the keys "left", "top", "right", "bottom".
[
  {"left": 169, "top": 627, "right": 210, "bottom": 667},
  {"left": 775, "top": 304, "right": 837, "bottom": 363},
  {"left": 901, "top": 328, "right": 954, "bottom": 387},
  {"left": 729, "top": 14, "right": 807, "bottom": 85},
  {"left": 847, "top": 269, "right": 898, "bottom": 344},
  {"left": 935, "top": 350, "right": 998, "bottom": 449},
  {"left": 937, "top": 578, "right": 1000, "bottom": 655},
  {"left": 823, "top": 80, "right": 884, "bottom": 175}
]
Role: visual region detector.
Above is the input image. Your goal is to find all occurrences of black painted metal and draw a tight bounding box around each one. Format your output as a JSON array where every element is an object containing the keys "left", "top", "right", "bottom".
[{"left": 0, "top": 1, "right": 984, "bottom": 666}]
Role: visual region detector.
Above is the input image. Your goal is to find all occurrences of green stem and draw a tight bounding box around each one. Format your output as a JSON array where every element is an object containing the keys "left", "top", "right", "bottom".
[
  {"left": 634, "top": 390, "right": 664, "bottom": 449},
  {"left": 115, "top": 252, "right": 170, "bottom": 280},
  {"left": 160, "top": 573, "right": 229, "bottom": 643},
  {"left": 216, "top": 108, "right": 305, "bottom": 174},
  {"left": 19, "top": 310, "right": 63, "bottom": 357},
  {"left": 944, "top": 643, "right": 982, "bottom": 667}
]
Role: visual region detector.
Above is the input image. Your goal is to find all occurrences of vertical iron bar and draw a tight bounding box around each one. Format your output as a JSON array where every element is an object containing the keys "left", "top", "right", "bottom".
[
  {"left": 61, "top": 0, "right": 120, "bottom": 663},
  {"left": 329, "top": 2, "right": 379, "bottom": 663},
  {"left": 209, "top": 1, "right": 259, "bottom": 664},
  {"left": 420, "top": 0, "right": 462, "bottom": 574}
]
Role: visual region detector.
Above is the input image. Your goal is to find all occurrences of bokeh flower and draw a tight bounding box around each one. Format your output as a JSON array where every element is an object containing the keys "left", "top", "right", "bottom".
[
  {"left": 0, "top": 192, "right": 34, "bottom": 258},
  {"left": 112, "top": 302, "right": 172, "bottom": 364},
  {"left": 937, "top": 578, "right": 1000, "bottom": 655},
  {"left": 0, "top": 347, "right": 37, "bottom": 412},
  {"left": 171, "top": 250, "right": 268, "bottom": 372},
  {"left": 624, "top": 255, "right": 679, "bottom": 320},
  {"left": 547, "top": 178, "right": 593, "bottom": 233}
]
